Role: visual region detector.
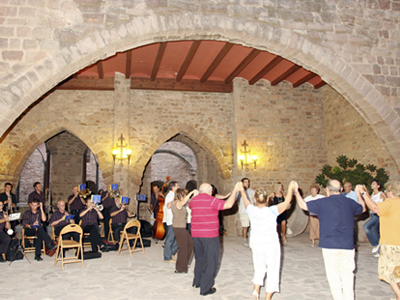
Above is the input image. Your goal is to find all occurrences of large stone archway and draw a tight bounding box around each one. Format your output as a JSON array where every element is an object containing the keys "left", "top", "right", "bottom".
[{"left": 1, "top": 4, "right": 400, "bottom": 167}]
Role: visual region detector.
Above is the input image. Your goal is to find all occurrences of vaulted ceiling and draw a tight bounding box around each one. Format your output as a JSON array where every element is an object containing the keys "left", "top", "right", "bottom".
[{"left": 57, "top": 40, "right": 326, "bottom": 93}]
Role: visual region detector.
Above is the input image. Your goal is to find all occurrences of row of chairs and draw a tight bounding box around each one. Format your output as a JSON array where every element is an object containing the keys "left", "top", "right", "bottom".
[{"left": 21, "top": 219, "right": 145, "bottom": 270}]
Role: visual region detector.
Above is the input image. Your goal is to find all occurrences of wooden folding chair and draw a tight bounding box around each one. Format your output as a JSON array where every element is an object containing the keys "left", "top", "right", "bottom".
[
  {"left": 51, "top": 226, "right": 59, "bottom": 243},
  {"left": 117, "top": 219, "right": 145, "bottom": 257},
  {"left": 22, "top": 227, "right": 45, "bottom": 257},
  {"left": 78, "top": 220, "right": 92, "bottom": 249},
  {"left": 107, "top": 218, "right": 114, "bottom": 243},
  {"left": 54, "top": 224, "right": 84, "bottom": 270}
]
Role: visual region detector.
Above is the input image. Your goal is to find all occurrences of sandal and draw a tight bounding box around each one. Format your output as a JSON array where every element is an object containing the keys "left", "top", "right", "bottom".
[
  {"left": 252, "top": 290, "right": 259, "bottom": 300},
  {"left": 282, "top": 236, "right": 287, "bottom": 244}
]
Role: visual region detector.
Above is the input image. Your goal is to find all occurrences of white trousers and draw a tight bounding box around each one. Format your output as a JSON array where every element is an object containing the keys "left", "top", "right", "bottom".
[
  {"left": 322, "top": 248, "right": 355, "bottom": 300},
  {"left": 251, "top": 242, "right": 281, "bottom": 293}
]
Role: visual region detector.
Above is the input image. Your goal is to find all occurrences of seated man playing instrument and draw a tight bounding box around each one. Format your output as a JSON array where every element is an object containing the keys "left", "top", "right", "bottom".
[
  {"left": 49, "top": 200, "right": 79, "bottom": 243},
  {"left": 22, "top": 199, "right": 57, "bottom": 261},
  {"left": 0, "top": 201, "right": 11, "bottom": 262},
  {"left": 110, "top": 198, "right": 135, "bottom": 245}
]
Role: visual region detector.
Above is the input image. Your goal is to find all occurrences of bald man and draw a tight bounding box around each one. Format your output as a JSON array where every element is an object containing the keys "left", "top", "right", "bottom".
[
  {"left": 294, "top": 180, "right": 366, "bottom": 300},
  {"left": 188, "top": 181, "right": 242, "bottom": 296},
  {"left": 49, "top": 200, "right": 79, "bottom": 243}
]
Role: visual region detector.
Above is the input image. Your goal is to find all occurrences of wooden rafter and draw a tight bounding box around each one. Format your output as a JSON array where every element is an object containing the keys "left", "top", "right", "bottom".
[
  {"left": 249, "top": 56, "right": 283, "bottom": 85},
  {"left": 271, "top": 65, "right": 301, "bottom": 86},
  {"left": 150, "top": 42, "right": 167, "bottom": 81},
  {"left": 292, "top": 73, "right": 316, "bottom": 88},
  {"left": 125, "top": 50, "right": 132, "bottom": 79},
  {"left": 200, "top": 43, "right": 233, "bottom": 83},
  {"left": 96, "top": 61, "right": 104, "bottom": 79},
  {"left": 314, "top": 81, "right": 327, "bottom": 89},
  {"left": 224, "top": 49, "right": 261, "bottom": 84},
  {"left": 176, "top": 41, "right": 201, "bottom": 82}
]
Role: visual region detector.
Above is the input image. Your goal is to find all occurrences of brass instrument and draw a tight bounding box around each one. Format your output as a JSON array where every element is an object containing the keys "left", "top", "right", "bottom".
[
  {"left": 79, "top": 188, "right": 92, "bottom": 199},
  {"left": 109, "top": 189, "right": 120, "bottom": 199},
  {"left": 94, "top": 203, "right": 104, "bottom": 211}
]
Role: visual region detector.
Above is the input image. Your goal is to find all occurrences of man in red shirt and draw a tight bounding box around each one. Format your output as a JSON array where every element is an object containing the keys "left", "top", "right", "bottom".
[{"left": 189, "top": 181, "right": 242, "bottom": 296}]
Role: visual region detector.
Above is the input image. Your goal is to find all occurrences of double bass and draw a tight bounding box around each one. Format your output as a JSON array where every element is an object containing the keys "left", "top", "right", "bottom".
[{"left": 152, "top": 176, "right": 170, "bottom": 240}]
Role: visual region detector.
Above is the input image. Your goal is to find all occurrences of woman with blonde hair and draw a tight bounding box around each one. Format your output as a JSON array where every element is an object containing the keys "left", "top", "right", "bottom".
[{"left": 240, "top": 182, "right": 295, "bottom": 300}]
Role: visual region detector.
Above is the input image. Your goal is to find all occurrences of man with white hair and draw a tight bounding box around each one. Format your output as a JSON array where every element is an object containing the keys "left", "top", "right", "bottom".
[
  {"left": 294, "top": 179, "right": 366, "bottom": 300},
  {"left": 189, "top": 181, "right": 242, "bottom": 296}
]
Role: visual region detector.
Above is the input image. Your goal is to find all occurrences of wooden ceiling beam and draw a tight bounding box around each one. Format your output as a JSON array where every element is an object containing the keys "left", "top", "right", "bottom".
[
  {"left": 249, "top": 56, "right": 283, "bottom": 85},
  {"left": 125, "top": 49, "right": 132, "bottom": 79},
  {"left": 150, "top": 42, "right": 167, "bottom": 81},
  {"left": 314, "top": 80, "right": 327, "bottom": 89},
  {"left": 200, "top": 42, "right": 233, "bottom": 83},
  {"left": 271, "top": 65, "right": 301, "bottom": 86},
  {"left": 176, "top": 41, "right": 201, "bottom": 82},
  {"left": 56, "top": 77, "right": 233, "bottom": 93},
  {"left": 225, "top": 49, "right": 261, "bottom": 84},
  {"left": 96, "top": 61, "right": 104, "bottom": 79},
  {"left": 292, "top": 73, "right": 316, "bottom": 88}
]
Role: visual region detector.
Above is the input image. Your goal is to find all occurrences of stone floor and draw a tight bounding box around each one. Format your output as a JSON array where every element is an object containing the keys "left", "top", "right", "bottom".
[{"left": 1, "top": 233, "right": 394, "bottom": 300}]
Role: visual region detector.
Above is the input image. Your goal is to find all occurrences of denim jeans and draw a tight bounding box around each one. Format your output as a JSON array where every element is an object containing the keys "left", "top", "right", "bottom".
[
  {"left": 363, "top": 213, "right": 380, "bottom": 247},
  {"left": 163, "top": 225, "right": 178, "bottom": 260}
]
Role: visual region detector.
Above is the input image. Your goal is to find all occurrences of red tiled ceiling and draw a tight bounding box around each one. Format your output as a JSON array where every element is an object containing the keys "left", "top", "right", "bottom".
[
  {"left": 157, "top": 41, "right": 193, "bottom": 79},
  {"left": 184, "top": 41, "right": 226, "bottom": 80},
  {"left": 285, "top": 68, "right": 312, "bottom": 85},
  {"left": 263, "top": 59, "right": 295, "bottom": 82},
  {"left": 208, "top": 44, "right": 254, "bottom": 81},
  {"left": 130, "top": 43, "right": 160, "bottom": 78},
  {"left": 237, "top": 51, "right": 278, "bottom": 80},
  {"left": 102, "top": 52, "right": 126, "bottom": 77}
]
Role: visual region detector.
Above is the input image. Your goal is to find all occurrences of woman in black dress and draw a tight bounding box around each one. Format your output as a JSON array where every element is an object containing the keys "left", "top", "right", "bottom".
[{"left": 273, "top": 182, "right": 287, "bottom": 244}]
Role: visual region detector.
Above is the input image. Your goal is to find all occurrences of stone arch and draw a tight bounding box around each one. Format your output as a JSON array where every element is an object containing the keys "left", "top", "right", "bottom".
[
  {"left": 2, "top": 12, "right": 399, "bottom": 168},
  {"left": 131, "top": 122, "right": 230, "bottom": 192},
  {"left": 8, "top": 125, "right": 113, "bottom": 187}
]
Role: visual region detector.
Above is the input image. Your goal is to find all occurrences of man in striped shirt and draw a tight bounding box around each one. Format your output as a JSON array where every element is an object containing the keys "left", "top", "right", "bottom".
[{"left": 189, "top": 181, "right": 242, "bottom": 296}]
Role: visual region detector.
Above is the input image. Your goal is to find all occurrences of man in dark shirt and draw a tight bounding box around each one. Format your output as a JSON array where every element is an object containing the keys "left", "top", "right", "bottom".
[
  {"left": 49, "top": 200, "right": 79, "bottom": 242},
  {"left": 101, "top": 188, "right": 116, "bottom": 241},
  {"left": 28, "top": 182, "right": 46, "bottom": 208},
  {"left": 0, "top": 201, "right": 11, "bottom": 262},
  {"left": 110, "top": 198, "right": 135, "bottom": 244},
  {"left": 22, "top": 199, "right": 57, "bottom": 261},
  {"left": 0, "top": 182, "right": 17, "bottom": 213},
  {"left": 67, "top": 186, "right": 86, "bottom": 223},
  {"left": 294, "top": 180, "right": 366, "bottom": 300},
  {"left": 79, "top": 199, "right": 105, "bottom": 253}
]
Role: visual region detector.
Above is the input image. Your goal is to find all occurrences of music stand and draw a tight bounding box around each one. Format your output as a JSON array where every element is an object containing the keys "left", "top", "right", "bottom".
[{"left": 9, "top": 231, "right": 31, "bottom": 265}]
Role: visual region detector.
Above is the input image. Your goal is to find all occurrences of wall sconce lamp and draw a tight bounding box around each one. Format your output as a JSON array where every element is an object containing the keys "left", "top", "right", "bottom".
[
  {"left": 112, "top": 134, "right": 132, "bottom": 166},
  {"left": 239, "top": 140, "right": 257, "bottom": 171}
]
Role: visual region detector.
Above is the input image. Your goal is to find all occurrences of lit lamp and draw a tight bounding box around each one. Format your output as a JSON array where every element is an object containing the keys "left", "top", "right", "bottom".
[
  {"left": 112, "top": 134, "right": 132, "bottom": 166},
  {"left": 239, "top": 140, "right": 257, "bottom": 171}
]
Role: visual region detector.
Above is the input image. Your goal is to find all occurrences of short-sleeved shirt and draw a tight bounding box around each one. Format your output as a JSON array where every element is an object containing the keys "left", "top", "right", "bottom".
[
  {"left": 246, "top": 204, "right": 279, "bottom": 247},
  {"left": 80, "top": 209, "right": 99, "bottom": 228},
  {"left": 49, "top": 210, "right": 70, "bottom": 228},
  {"left": 110, "top": 206, "right": 128, "bottom": 224},
  {"left": 68, "top": 194, "right": 85, "bottom": 211},
  {"left": 164, "top": 191, "right": 175, "bottom": 226},
  {"left": 236, "top": 188, "right": 255, "bottom": 215},
  {"left": 23, "top": 210, "right": 43, "bottom": 226},
  {"left": 28, "top": 191, "right": 46, "bottom": 207},
  {"left": 307, "top": 194, "right": 363, "bottom": 250},
  {"left": 304, "top": 194, "right": 325, "bottom": 216},
  {"left": 189, "top": 193, "right": 225, "bottom": 238},
  {"left": 378, "top": 198, "right": 400, "bottom": 246},
  {"left": 0, "top": 192, "right": 17, "bottom": 210},
  {"left": 0, "top": 211, "right": 8, "bottom": 231},
  {"left": 102, "top": 191, "right": 116, "bottom": 208},
  {"left": 343, "top": 190, "right": 358, "bottom": 203}
]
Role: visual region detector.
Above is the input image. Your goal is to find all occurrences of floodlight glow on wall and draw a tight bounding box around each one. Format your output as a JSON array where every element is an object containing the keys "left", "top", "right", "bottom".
[
  {"left": 239, "top": 140, "right": 257, "bottom": 171},
  {"left": 112, "top": 134, "right": 131, "bottom": 166}
]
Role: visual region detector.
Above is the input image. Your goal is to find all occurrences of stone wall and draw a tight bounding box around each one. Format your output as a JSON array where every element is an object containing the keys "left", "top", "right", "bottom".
[{"left": 323, "top": 85, "right": 400, "bottom": 179}]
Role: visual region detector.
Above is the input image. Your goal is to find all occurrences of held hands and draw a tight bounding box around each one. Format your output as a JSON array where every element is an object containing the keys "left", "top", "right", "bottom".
[
  {"left": 355, "top": 184, "right": 367, "bottom": 195},
  {"left": 235, "top": 181, "right": 244, "bottom": 191},
  {"left": 192, "top": 190, "right": 199, "bottom": 197}
]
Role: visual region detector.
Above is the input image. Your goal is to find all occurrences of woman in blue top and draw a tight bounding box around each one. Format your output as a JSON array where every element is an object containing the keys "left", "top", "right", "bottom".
[{"left": 240, "top": 181, "right": 295, "bottom": 300}]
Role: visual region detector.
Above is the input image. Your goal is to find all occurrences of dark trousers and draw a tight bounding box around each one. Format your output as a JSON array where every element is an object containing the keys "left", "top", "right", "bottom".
[
  {"left": 0, "top": 231, "right": 11, "bottom": 255},
  {"left": 112, "top": 223, "right": 126, "bottom": 243},
  {"left": 103, "top": 207, "right": 112, "bottom": 239},
  {"left": 55, "top": 225, "right": 79, "bottom": 242},
  {"left": 70, "top": 210, "right": 81, "bottom": 224},
  {"left": 192, "top": 237, "right": 220, "bottom": 294},
  {"left": 25, "top": 227, "right": 52, "bottom": 256},
  {"left": 83, "top": 225, "right": 103, "bottom": 253},
  {"left": 173, "top": 227, "right": 193, "bottom": 273}
]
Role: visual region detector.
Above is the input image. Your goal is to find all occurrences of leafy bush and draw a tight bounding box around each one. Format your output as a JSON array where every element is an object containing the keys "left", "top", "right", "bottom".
[{"left": 315, "top": 155, "right": 389, "bottom": 189}]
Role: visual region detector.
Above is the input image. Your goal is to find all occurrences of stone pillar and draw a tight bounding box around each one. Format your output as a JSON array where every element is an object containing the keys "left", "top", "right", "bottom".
[{"left": 113, "top": 73, "right": 133, "bottom": 210}]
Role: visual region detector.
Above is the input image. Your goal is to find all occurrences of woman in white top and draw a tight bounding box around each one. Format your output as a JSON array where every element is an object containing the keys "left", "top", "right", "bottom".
[
  {"left": 363, "top": 180, "right": 386, "bottom": 256},
  {"left": 304, "top": 184, "right": 325, "bottom": 247},
  {"left": 240, "top": 181, "right": 295, "bottom": 300}
]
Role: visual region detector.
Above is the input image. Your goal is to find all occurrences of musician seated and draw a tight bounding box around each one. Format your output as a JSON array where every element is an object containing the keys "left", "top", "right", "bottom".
[
  {"left": 0, "top": 182, "right": 17, "bottom": 232},
  {"left": 22, "top": 199, "right": 57, "bottom": 261},
  {"left": 67, "top": 186, "right": 86, "bottom": 223},
  {"left": 79, "top": 199, "right": 106, "bottom": 253},
  {"left": 110, "top": 198, "right": 135, "bottom": 245},
  {"left": 0, "top": 202, "right": 11, "bottom": 262},
  {"left": 49, "top": 200, "right": 79, "bottom": 242}
]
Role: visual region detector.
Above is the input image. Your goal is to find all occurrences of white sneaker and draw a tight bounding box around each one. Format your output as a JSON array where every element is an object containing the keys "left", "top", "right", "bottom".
[
  {"left": 374, "top": 252, "right": 380, "bottom": 258},
  {"left": 243, "top": 241, "right": 249, "bottom": 247},
  {"left": 372, "top": 245, "right": 380, "bottom": 254}
]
